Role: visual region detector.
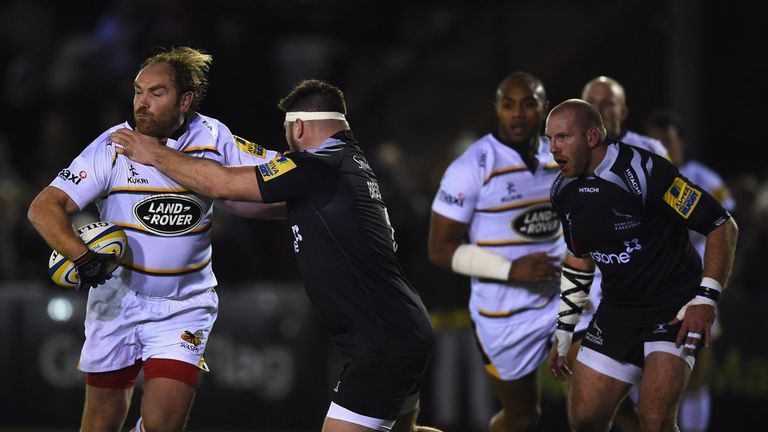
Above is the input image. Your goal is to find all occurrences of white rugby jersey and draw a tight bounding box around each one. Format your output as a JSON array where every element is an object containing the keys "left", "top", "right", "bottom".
[
  {"left": 50, "top": 112, "right": 277, "bottom": 298},
  {"left": 680, "top": 160, "right": 735, "bottom": 257},
  {"left": 432, "top": 134, "right": 566, "bottom": 316},
  {"left": 621, "top": 130, "right": 670, "bottom": 159}
]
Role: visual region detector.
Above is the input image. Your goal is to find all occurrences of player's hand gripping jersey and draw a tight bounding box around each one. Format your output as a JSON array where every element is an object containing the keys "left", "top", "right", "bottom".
[
  {"left": 50, "top": 113, "right": 277, "bottom": 298},
  {"left": 551, "top": 142, "right": 731, "bottom": 325},
  {"left": 432, "top": 134, "right": 566, "bottom": 316}
]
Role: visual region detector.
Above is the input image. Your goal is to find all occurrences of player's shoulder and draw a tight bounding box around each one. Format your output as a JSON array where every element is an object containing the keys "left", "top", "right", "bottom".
[
  {"left": 621, "top": 130, "right": 669, "bottom": 158},
  {"left": 550, "top": 171, "right": 568, "bottom": 201},
  {"left": 86, "top": 122, "right": 129, "bottom": 155},
  {"left": 188, "top": 112, "right": 225, "bottom": 137},
  {"left": 445, "top": 133, "right": 496, "bottom": 171},
  {"left": 682, "top": 160, "right": 720, "bottom": 178}
]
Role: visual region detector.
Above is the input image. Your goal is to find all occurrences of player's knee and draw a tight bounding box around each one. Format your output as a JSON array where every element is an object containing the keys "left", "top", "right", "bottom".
[
  {"left": 140, "top": 414, "right": 186, "bottom": 432},
  {"left": 569, "top": 410, "right": 610, "bottom": 432},
  {"left": 490, "top": 408, "right": 540, "bottom": 432},
  {"left": 637, "top": 408, "right": 676, "bottom": 432}
]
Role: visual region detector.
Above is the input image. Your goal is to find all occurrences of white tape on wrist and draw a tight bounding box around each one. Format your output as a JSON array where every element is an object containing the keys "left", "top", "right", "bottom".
[
  {"left": 450, "top": 244, "right": 512, "bottom": 281},
  {"left": 700, "top": 277, "right": 722, "bottom": 292},
  {"left": 555, "top": 329, "right": 574, "bottom": 357},
  {"left": 675, "top": 277, "right": 722, "bottom": 320}
]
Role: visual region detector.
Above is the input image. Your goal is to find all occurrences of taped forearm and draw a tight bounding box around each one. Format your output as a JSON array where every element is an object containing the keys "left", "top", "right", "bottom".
[
  {"left": 450, "top": 244, "right": 511, "bottom": 281},
  {"left": 556, "top": 264, "right": 595, "bottom": 331},
  {"left": 555, "top": 264, "right": 595, "bottom": 357}
]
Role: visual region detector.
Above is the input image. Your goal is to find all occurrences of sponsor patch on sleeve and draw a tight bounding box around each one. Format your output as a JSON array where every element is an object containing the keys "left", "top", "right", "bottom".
[
  {"left": 234, "top": 135, "right": 267, "bottom": 158},
  {"left": 663, "top": 177, "right": 701, "bottom": 219},
  {"left": 258, "top": 156, "right": 297, "bottom": 182}
]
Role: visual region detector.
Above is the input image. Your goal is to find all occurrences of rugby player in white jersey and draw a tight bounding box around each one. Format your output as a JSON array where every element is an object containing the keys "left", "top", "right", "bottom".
[
  {"left": 646, "top": 109, "right": 735, "bottom": 432},
  {"left": 28, "top": 47, "right": 279, "bottom": 432},
  {"left": 428, "top": 72, "right": 564, "bottom": 432},
  {"left": 112, "top": 79, "right": 442, "bottom": 432}
]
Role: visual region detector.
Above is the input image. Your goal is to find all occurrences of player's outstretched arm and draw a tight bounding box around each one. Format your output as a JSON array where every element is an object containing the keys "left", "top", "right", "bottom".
[
  {"left": 112, "top": 129, "right": 264, "bottom": 202},
  {"left": 216, "top": 200, "right": 287, "bottom": 219}
]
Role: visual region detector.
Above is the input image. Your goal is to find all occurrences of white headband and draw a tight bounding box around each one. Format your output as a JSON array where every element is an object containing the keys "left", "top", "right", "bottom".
[{"left": 284, "top": 111, "right": 347, "bottom": 122}]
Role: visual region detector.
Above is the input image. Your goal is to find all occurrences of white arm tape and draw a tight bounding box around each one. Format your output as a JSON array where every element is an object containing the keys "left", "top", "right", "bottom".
[
  {"left": 675, "top": 277, "right": 722, "bottom": 320},
  {"left": 450, "top": 244, "right": 511, "bottom": 281},
  {"left": 557, "top": 266, "right": 594, "bottom": 328},
  {"left": 556, "top": 266, "right": 594, "bottom": 357}
]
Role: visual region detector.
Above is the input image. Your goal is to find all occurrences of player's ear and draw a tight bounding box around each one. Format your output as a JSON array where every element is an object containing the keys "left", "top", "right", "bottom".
[
  {"left": 294, "top": 119, "right": 304, "bottom": 138},
  {"left": 180, "top": 91, "right": 194, "bottom": 113},
  {"left": 586, "top": 127, "right": 601, "bottom": 147}
]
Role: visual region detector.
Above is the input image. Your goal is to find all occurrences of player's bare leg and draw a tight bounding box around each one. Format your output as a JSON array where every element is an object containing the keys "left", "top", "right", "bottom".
[
  {"left": 568, "top": 360, "right": 631, "bottom": 432},
  {"left": 139, "top": 377, "right": 196, "bottom": 432},
  {"left": 392, "top": 407, "right": 443, "bottom": 432},
  {"left": 489, "top": 370, "right": 540, "bottom": 432},
  {"left": 81, "top": 386, "right": 133, "bottom": 432},
  {"left": 636, "top": 352, "right": 690, "bottom": 432}
]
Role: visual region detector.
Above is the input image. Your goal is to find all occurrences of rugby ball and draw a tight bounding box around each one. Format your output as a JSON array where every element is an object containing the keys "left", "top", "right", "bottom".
[{"left": 48, "top": 222, "right": 129, "bottom": 288}]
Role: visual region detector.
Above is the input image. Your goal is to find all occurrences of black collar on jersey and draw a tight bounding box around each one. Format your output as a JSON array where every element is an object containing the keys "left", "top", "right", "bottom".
[
  {"left": 491, "top": 131, "right": 538, "bottom": 173},
  {"left": 330, "top": 129, "right": 356, "bottom": 144},
  {"left": 126, "top": 111, "right": 193, "bottom": 141}
]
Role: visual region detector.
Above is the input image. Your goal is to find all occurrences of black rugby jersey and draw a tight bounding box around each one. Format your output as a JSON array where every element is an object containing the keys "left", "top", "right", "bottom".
[
  {"left": 551, "top": 142, "right": 730, "bottom": 325},
  {"left": 255, "top": 130, "right": 433, "bottom": 359}
]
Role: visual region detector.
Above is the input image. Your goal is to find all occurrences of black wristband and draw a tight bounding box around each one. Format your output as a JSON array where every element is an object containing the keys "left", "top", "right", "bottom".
[
  {"left": 556, "top": 320, "right": 575, "bottom": 332},
  {"left": 697, "top": 285, "right": 720, "bottom": 302}
]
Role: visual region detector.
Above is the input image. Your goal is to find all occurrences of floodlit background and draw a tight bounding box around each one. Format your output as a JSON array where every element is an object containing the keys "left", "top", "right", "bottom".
[{"left": 1, "top": 1, "right": 766, "bottom": 430}]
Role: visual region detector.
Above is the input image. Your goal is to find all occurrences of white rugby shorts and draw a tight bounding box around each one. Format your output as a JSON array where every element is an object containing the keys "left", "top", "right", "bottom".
[
  {"left": 79, "top": 279, "right": 218, "bottom": 373},
  {"left": 472, "top": 297, "right": 557, "bottom": 381}
]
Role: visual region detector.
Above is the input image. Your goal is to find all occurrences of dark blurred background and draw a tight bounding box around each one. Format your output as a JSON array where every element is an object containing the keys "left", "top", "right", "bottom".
[{"left": 1, "top": 0, "right": 767, "bottom": 431}]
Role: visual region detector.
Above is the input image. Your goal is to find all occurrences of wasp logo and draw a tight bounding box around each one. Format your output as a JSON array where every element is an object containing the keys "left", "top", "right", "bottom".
[{"left": 181, "top": 330, "right": 204, "bottom": 346}]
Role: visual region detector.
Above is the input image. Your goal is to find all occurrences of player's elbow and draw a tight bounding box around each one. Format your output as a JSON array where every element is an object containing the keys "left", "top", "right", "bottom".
[
  {"left": 27, "top": 191, "right": 53, "bottom": 228},
  {"left": 427, "top": 242, "right": 453, "bottom": 269},
  {"left": 725, "top": 216, "right": 739, "bottom": 245}
]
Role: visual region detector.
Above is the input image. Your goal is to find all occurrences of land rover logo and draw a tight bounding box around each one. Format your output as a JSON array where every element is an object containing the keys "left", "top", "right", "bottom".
[
  {"left": 133, "top": 194, "right": 203, "bottom": 236},
  {"left": 512, "top": 206, "right": 560, "bottom": 240}
]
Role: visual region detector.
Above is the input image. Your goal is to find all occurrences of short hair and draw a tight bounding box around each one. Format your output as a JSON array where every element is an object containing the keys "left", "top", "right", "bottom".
[
  {"left": 496, "top": 71, "right": 547, "bottom": 102},
  {"left": 278, "top": 80, "right": 347, "bottom": 114},
  {"left": 582, "top": 76, "right": 626, "bottom": 105},
  {"left": 550, "top": 99, "right": 607, "bottom": 141},
  {"left": 141, "top": 46, "right": 212, "bottom": 110},
  {"left": 645, "top": 109, "right": 685, "bottom": 139}
]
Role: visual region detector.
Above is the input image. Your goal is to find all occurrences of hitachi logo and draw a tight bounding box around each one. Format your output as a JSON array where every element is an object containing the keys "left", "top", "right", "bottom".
[{"left": 579, "top": 187, "right": 599, "bottom": 193}]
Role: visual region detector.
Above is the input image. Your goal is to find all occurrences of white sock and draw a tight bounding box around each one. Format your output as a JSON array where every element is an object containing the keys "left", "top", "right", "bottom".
[{"left": 679, "top": 387, "right": 710, "bottom": 432}]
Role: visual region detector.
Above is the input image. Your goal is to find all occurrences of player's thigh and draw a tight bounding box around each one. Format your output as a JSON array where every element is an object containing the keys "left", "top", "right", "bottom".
[
  {"left": 636, "top": 352, "right": 690, "bottom": 421},
  {"left": 494, "top": 369, "right": 540, "bottom": 416},
  {"left": 569, "top": 358, "right": 632, "bottom": 427},
  {"left": 140, "top": 377, "right": 196, "bottom": 430},
  {"left": 82, "top": 385, "right": 134, "bottom": 431}
]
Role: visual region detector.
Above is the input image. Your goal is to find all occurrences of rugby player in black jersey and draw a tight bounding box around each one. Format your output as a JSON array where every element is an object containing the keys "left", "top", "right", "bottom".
[
  {"left": 544, "top": 99, "right": 738, "bottom": 432},
  {"left": 113, "top": 79, "right": 440, "bottom": 432}
]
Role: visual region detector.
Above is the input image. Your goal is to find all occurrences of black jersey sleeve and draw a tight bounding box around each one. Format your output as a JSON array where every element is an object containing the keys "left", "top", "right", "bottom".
[
  {"left": 647, "top": 155, "right": 731, "bottom": 235},
  {"left": 254, "top": 153, "right": 328, "bottom": 203}
]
